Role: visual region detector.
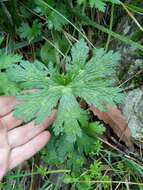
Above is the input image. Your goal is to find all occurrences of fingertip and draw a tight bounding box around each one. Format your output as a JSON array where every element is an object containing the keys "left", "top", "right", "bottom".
[
  {"left": 31, "top": 131, "right": 51, "bottom": 151},
  {"left": 40, "top": 109, "right": 56, "bottom": 128},
  {"left": 41, "top": 131, "right": 51, "bottom": 144}
]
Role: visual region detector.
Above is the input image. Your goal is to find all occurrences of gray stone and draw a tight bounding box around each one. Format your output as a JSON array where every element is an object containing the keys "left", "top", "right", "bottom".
[{"left": 123, "top": 88, "right": 143, "bottom": 139}]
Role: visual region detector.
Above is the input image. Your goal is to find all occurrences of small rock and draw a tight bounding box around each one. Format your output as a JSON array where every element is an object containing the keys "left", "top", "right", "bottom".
[{"left": 123, "top": 88, "right": 143, "bottom": 139}]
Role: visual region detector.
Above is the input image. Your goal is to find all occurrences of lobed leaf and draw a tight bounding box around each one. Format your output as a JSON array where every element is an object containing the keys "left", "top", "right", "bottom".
[
  {"left": 7, "top": 39, "right": 123, "bottom": 148},
  {"left": 77, "top": 0, "right": 121, "bottom": 12},
  {"left": 53, "top": 88, "right": 88, "bottom": 142},
  {"left": 0, "top": 54, "right": 22, "bottom": 69}
]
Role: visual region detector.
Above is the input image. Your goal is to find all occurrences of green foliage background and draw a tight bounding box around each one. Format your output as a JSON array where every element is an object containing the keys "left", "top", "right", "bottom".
[{"left": 0, "top": 0, "right": 143, "bottom": 189}]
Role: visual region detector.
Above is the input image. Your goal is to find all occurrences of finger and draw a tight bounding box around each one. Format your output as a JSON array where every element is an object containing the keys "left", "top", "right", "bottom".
[
  {"left": 1, "top": 112, "right": 23, "bottom": 130},
  {"left": 0, "top": 121, "right": 10, "bottom": 180},
  {"left": 0, "top": 97, "right": 17, "bottom": 117},
  {"left": 8, "top": 110, "right": 56, "bottom": 148},
  {"left": 9, "top": 131, "right": 50, "bottom": 170}
]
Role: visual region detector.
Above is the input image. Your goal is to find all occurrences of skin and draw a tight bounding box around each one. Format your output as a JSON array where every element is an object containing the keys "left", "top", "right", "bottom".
[{"left": 0, "top": 96, "right": 56, "bottom": 181}]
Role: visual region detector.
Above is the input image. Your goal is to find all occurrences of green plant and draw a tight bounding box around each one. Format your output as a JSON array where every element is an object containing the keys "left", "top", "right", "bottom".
[
  {"left": 0, "top": 37, "right": 21, "bottom": 95},
  {"left": 0, "top": 0, "right": 143, "bottom": 189},
  {"left": 18, "top": 20, "right": 42, "bottom": 42},
  {"left": 0, "top": 0, "right": 20, "bottom": 36},
  {"left": 6, "top": 39, "right": 122, "bottom": 167},
  {"left": 64, "top": 160, "right": 112, "bottom": 190},
  {"left": 35, "top": 0, "right": 70, "bottom": 31},
  {"left": 77, "top": 0, "right": 121, "bottom": 12}
]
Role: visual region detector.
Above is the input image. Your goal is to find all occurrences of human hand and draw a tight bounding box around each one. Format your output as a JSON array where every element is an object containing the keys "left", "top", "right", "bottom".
[{"left": 0, "top": 96, "right": 56, "bottom": 181}]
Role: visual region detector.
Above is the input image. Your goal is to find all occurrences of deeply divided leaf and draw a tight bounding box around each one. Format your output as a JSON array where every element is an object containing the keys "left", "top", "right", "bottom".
[{"left": 7, "top": 39, "right": 123, "bottom": 164}]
